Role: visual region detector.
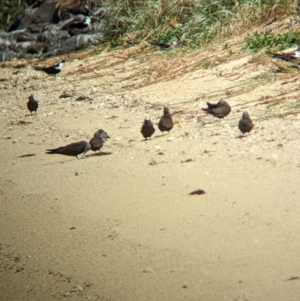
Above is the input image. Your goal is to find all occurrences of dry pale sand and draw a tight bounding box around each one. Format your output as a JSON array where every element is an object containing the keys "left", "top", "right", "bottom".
[{"left": 1, "top": 47, "right": 300, "bottom": 301}]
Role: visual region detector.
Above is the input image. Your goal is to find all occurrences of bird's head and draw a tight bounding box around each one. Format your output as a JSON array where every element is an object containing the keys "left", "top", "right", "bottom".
[
  {"left": 144, "top": 117, "right": 152, "bottom": 124},
  {"left": 242, "top": 111, "right": 250, "bottom": 119},
  {"left": 218, "top": 99, "right": 226, "bottom": 106},
  {"left": 58, "top": 60, "right": 66, "bottom": 67},
  {"left": 163, "top": 107, "right": 170, "bottom": 115},
  {"left": 95, "top": 129, "right": 110, "bottom": 139}
]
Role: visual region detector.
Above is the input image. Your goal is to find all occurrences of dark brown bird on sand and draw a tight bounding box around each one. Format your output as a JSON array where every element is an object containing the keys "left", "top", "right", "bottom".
[
  {"left": 202, "top": 99, "right": 231, "bottom": 118},
  {"left": 27, "top": 95, "right": 39, "bottom": 114},
  {"left": 158, "top": 107, "right": 173, "bottom": 133},
  {"left": 32, "top": 60, "right": 65, "bottom": 76},
  {"left": 141, "top": 118, "right": 155, "bottom": 139},
  {"left": 89, "top": 129, "right": 110, "bottom": 152},
  {"left": 46, "top": 141, "right": 91, "bottom": 159},
  {"left": 267, "top": 45, "right": 300, "bottom": 62},
  {"left": 238, "top": 111, "right": 254, "bottom": 135}
]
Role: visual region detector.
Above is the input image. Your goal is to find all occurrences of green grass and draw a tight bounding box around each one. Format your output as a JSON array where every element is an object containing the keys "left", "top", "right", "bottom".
[
  {"left": 103, "top": 0, "right": 296, "bottom": 48},
  {"left": 244, "top": 31, "right": 300, "bottom": 52},
  {"left": 0, "top": 0, "right": 27, "bottom": 30},
  {"left": 1, "top": 0, "right": 297, "bottom": 54}
]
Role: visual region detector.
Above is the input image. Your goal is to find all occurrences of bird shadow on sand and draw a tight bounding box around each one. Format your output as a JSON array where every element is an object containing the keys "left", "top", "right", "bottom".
[
  {"left": 140, "top": 134, "right": 170, "bottom": 142},
  {"left": 84, "top": 151, "right": 113, "bottom": 158},
  {"left": 154, "top": 134, "right": 170, "bottom": 138},
  {"left": 42, "top": 158, "right": 79, "bottom": 165},
  {"left": 17, "top": 153, "right": 36, "bottom": 158},
  {"left": 235, "top": 134, "right": 250, "bottom": 139},
  {"left": 41, "top": 153, "right": 112, "bottom": 165}
]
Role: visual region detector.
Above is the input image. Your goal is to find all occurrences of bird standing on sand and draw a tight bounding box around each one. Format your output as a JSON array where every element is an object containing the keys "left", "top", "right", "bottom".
[
  {"left": 141, "top": 118, "right": 155, "bottom": 139},
  {"left": 32, "top": 60, "right": 65, "bottom": 76},
  {"left": 89, "top": 129, "right": 110, "bottom": 152},
  {"left": 158, "top": 107, "right": 173, "bottom": 133},
  {"left": 202, "top": 99, "right": 231, "bottom": 118},
  {"left": 238, "top": 111, "right": 254, "bottom": 135},
  {"left": 46, "top": 141, "right": 91, "bottom": 159},
  {"left": 27, "top": 94, "right": 38, "bottom": 115}
]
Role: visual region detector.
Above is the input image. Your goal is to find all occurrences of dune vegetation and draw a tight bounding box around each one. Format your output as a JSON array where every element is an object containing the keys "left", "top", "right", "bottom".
[{"left": 1, "top": 0, "right": 298, "bottom": 53}]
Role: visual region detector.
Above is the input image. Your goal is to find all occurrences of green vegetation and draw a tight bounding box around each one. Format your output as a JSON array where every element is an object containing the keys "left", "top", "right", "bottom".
[
  {"left": 245, "top": 31, "right": 300, "bottom": 52},
  {"left": 104, "top": 0, "right": 296, "bottom": 48},
  {"left": 1, "top": 0, "right": 297, "bottom": 53},
  {"left": 0, "top": 0, "right": 27, "bottom": 30}
]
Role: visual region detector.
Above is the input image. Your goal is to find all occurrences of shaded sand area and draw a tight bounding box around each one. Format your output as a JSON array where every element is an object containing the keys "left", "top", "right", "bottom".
[{"left": 1, "top": 44, "right": 300, "bottom": 301}]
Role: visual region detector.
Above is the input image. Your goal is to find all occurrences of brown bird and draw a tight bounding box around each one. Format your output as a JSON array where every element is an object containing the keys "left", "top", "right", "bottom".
[
  {"left": 32, "top": 60, "right": 65, "bottom": 76},
  {"left": 268, "top": 45, "right": 300, "bottom": 62},
  {"left": 27, "top": 94, "right": 39, "bottom": 115},
  {"left": 148, "top": 40, "right": 172, "bottom": 49},
  {"left": 202, "top": 99, "right": 231, "bottom": 118},
  {"left": 46, "top": 141, "right": 91, "bottom": 159},
  {"left": 238, "top": 111, "right": 254, "bottom": 135},
  {"left": 158, "top": 107, "right": 173, "bottom": 133},
  {"left": 89, "top": 129, "right": 110, "bottom": 152},
  {"left": 141, "top": 118, "right": 155, "bottom": 139}
]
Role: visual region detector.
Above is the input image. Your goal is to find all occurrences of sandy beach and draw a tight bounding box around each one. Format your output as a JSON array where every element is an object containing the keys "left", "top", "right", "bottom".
[{"left": 1, "top": 46, "right": 300, "bottom": 301}]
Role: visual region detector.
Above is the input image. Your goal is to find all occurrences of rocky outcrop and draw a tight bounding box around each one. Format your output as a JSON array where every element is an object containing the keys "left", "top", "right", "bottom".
[{"left": 0, "top": 0, "right": 106, "bottom": 61}]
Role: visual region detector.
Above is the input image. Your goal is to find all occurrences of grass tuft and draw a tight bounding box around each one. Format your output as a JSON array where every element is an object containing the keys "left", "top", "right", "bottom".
[{"left": 245, "top": 31, "right": 300, "bottom": 53}]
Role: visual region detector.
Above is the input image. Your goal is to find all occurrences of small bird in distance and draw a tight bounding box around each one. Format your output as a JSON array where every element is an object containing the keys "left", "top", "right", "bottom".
[
  {"left": 32, "top": 60, "right": 65, "bottom": 76},
  {"left": 238, "top": 111, "right": 254, "bottom": 136},
  {"left": 158, "top": 107, "right": 173, "bottom": 134},
  {"left": 89, "top": 129, "right": 110, "bottom": 153},
  {"left": 141, "top": 118, "right": 155, "bottom": 140},
  {"left": 27, "top": 94, "right": 39, "bottom": 115}
]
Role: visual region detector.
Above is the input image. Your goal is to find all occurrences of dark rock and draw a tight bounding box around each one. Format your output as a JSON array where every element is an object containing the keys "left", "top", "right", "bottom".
[
  {"left": 31, "top": 0, "right": 57, "bottom": 26},
  {"left": 69, "top": 3, "right": 90, "bottom": 16},
  {"left": 60, "top": 15, "right": 92, "bottom": 36},
  {"left": 0, "top": 0, "right": 106, "bottom": 61},
  {"left": 58, "top": 34, "right": 90, "bottom": 52},
  {"left": 0, "top": 51, "right": 18, "bottom": 62},
  {"left": 27, "top": 42, "right": 45, "bottom": 54},
  {"left": 27, "top": 23, "right": 47, "bottom": 33},
  {"left": 13, "top": 42, "right": 32, "bottom": 53},
  {"left": 14, "top": 8, "right": 39, "bottom": 31},
  {"left": 37, "top": 29, "right": 70, "bottom": 44},
  {"left": 15, "top": 32, "right": 37, "bottom": 42},
  {"left": 0, "top": 36, "right": 12, "bottom": 51},
  {"left": 52, "top": 7, "right": 70, "bottom": 24}
]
